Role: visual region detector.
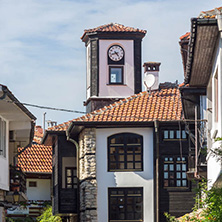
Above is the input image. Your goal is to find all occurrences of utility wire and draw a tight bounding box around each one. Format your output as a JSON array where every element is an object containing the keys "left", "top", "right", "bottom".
[{"left": 4, "top": 100, "right": 86, "bottom": 114}]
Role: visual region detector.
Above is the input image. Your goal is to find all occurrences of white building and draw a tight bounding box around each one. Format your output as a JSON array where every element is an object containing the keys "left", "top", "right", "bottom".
[
  {"left": 181, "top": 7, "right": 222, "bottom": 188},
  {"left": 0, "top": 84, "right": 35, "bottom": 221}
]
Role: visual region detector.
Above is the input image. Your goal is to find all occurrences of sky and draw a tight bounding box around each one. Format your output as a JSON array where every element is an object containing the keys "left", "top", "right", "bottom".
[{"left": 0, "top": 0, "right": 221, "bottom": 127}]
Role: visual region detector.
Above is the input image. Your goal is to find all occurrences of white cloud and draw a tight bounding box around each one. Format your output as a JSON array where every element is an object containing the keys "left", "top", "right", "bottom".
[{"left": 0, "top": 0, "right": 221, "bottom": 125}]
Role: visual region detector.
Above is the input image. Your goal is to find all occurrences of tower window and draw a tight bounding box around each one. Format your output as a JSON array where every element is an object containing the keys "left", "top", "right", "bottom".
[{"left": 109, "top": 66, "right": 123, "bottom": 84}]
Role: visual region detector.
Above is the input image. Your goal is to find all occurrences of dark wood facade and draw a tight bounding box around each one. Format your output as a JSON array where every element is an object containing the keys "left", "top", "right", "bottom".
[
  {"left": 157, "top": 123, "right": 197, "bottom": 221},
  {"left": 52, "top": 134, "right": 78, "bottom": 215}
]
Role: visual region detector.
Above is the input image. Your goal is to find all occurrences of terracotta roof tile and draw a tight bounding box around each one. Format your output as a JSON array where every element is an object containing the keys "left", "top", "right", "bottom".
[
  {"left": 48, "top": 86, "right": 182, "bottom": 132},
  {"left": 18, "top": 145, "right": 52, "bottom": 173},
  {"left": 179, "top": 32, "right": 190, "bottom": 41},
  {"left": 199, "top": 7, "right": 222, "bottom": 19},
  {"left": 81, "top": 23, "right": 146, "bottom": 40}
]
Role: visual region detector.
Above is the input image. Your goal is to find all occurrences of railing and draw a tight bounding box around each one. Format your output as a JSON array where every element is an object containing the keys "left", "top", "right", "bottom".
[{"left": 10, "top": 165, "right": 26, "bottom": 193}]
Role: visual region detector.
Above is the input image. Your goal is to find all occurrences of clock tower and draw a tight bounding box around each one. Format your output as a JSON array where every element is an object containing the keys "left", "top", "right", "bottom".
[{"left": 81, "top": 23, "right": 147, "bottom": 113}]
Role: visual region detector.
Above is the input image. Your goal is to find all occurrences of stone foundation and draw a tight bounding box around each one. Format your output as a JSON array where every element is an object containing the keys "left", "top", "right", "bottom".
[{"left": 79, "top": 128, "right": 97, "bottom": 222}]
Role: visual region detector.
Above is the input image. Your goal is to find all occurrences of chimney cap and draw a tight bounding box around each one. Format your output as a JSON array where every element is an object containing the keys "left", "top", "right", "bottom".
[{"left": 143, "top": 62, "right": 161, "bottom": 67}]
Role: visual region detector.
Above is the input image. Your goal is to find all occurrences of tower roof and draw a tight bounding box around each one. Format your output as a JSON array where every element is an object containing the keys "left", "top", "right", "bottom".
[{"left": 81, "top": 23, "right": 147, "bottom": 41}]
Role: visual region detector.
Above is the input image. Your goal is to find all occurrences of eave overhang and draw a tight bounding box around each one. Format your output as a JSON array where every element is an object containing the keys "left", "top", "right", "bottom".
[
  {"left": 180, "top": 86, "right": 206, "bottom": 120},
  {"left": 66, "top": 120, "right": 185, "bottom": 138},
  {"left": 42, "top": 130, "right": 65, "bottom": 146},
  {"left": 81, "top": 31, "right": 146, "bottom": 44},
  {"left": 185, "top": 18, "right": 218, "bottom": 87}
]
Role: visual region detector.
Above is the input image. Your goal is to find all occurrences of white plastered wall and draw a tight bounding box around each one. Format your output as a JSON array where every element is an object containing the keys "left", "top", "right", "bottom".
[
  {"left": 26, "top": 178, "right": 51, "bottom": 201},
  {"left": 0, "top": 116, "right": 9, "bottom": 191},
  {"left": 99, "top": 40, "right": 134, "bottom": 97},
  {"left": 207, "top": 37, "right": 222, "bottom": 188},
  {"left": 96, "top": 128, "right": 154, "bottom": 222}
]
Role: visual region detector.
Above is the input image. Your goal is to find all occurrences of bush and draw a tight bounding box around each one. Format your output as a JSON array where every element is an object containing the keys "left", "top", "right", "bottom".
[{"left": 37, "top": 206, "right": 62, "bottom": 222}]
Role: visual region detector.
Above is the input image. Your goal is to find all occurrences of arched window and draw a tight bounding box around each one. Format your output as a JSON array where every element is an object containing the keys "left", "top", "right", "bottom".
[{"left": 108, "top": 133, "right": 143, "bottom": 171}]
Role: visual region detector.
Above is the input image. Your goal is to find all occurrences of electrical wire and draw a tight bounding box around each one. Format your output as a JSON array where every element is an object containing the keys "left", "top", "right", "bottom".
[{"left": 4, "top": 99, "right": 86, "bottom": 114}]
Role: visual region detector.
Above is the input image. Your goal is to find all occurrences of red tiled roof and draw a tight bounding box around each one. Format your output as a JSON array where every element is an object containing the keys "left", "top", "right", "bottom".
[
  {"left": 18, "top": 145, "right": 52, "bottom": 173},
  {"left": 48, "top": 86, "right": 182, "bottom": 132},
  {"left": 180, "top": 32, "right": 190, "bottom": 41},
  {"left": 48, "top": 120, "right": 73, "bottom": 132},
  {"left": 199, "top": 7, "right": 222, "bottom": 19},
  {"left": 81, "top": 23, "right": 147, "bottom": 40}
]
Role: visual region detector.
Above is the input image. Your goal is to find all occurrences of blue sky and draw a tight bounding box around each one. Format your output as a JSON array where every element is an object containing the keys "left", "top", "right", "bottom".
[{"left": 0, "top": 0, "right": 221, "bottom": 126}]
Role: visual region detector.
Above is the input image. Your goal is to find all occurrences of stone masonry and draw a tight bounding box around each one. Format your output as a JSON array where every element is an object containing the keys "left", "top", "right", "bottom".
[
  {"left": 79, "top": 128, "right": 97, "bottom": 222},
  {"left": 0, "top": 190, "right": 5, "bottom": 222}
]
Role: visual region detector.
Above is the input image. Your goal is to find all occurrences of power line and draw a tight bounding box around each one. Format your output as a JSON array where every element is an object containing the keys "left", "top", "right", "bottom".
[{"left": 4, "top": 100, "right": 86, "bottom": 114}]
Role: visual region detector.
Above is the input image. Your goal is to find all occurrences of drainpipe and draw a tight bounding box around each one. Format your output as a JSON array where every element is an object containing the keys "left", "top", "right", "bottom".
[
  {"left": 154, "top": 120, "right": 159, "bottom": 222},
  {"left": 66, "top": 127, "right": 80, "bottom": 222}
]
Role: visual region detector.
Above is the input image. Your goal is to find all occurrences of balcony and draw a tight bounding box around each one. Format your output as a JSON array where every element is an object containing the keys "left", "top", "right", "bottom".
[{"left": 5, "top": 165, "right": 28, "bottom": 202}]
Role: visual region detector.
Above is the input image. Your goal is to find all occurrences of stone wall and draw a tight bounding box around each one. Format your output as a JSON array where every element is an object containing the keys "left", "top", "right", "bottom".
[
  {"left": 0, "top": 190, "right": 5, "bottom": 222},
  {"left": 79, "top": 128, "right": 97, "bottom": 222}
]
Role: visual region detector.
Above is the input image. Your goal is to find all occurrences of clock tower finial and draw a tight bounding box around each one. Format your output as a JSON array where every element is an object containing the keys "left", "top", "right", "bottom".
[{"left": 81, "top": 23, "right": 147, "bottom": 113}]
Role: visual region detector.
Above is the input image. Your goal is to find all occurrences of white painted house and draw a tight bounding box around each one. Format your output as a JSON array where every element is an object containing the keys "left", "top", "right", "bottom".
[
  {"left": 182, "top": 7, "right": 222, "bottom": 188},
  {"left": 0, "top": 84, "right": 36, "bottom": 221}
]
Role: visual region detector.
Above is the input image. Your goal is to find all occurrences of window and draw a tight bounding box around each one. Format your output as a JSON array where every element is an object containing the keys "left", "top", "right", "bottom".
[
  {"left": 109, "top": 187, "right": 143, "bottom": 222},
  {"left": 0, "top": 118, "right": 6, "bottom": 157},
  {"left": 29, "top": 181, "right": 37, "bottom": 187},
  {"left": 163, "top": 157, "right": 187, "bottom": 187},
  {"left": 109, "top": 66, "right": 123, "bottom": 84},
  {"left": 163, "top": 130, "right": 187, "bottom": 140},
  {"left": 65, "top": 167, "right": 77, "bottom": 189},
  {"left": 108, "top": 133, "right": 143, "bottom": 171}
]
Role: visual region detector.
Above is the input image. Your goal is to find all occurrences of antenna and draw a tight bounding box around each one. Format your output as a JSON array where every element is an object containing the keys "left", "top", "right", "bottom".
[{"left": 143, "top": 73, "right": 156, "bottom": 93}]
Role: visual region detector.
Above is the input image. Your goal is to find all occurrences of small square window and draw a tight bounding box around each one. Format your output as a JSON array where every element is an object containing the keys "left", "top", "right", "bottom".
[
  {"left": 164, "top": 131, "right": 168, "bottom": 139},
  {"left": 176, "top": 130, "right": 180, "bottom": 139},
  {"left": 29, "top": 181, "right": 37, "bottom": 187},
  {"left": 109, "top": 66, "right": 123, "bottom": 84},
  {"left": 182, "top": 130, "right": 187, "bottom": 139},
  {"left": 170, "top": 131, "right": 174, "bottom": 139}
]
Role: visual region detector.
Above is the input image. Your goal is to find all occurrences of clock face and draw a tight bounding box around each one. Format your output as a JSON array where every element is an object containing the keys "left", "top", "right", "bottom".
[{"left": 108, "top": 45, "right": 124, "bottom": 61}]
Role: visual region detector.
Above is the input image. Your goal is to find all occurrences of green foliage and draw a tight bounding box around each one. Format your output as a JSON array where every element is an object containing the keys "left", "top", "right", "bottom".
[
  {"left": 37, "top": 206, "right": 62, "bottom": 222},
  {"left": 164, "top": 212, "right": 179, "bottom": 222}
]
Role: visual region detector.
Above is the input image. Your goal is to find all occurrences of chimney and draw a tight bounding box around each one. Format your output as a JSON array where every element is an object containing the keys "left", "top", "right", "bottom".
[{"left": 143, "top": 62, "right": 161, "bottom": 91}]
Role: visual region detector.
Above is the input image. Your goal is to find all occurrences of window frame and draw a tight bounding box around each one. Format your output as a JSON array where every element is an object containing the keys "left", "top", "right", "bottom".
[
  {"left": 163, "top": 129, "right": 187, "bottom": 141},
  {"left": 163, "top": 156, "right": 188, "bottom": 188},
  {"left": 108, "top": 133, "right": 143, "bottom": 172},
  {"left": 65, "top": 167, "right": 77, "bottom": 189},
  {"left": 108, "top": 187, "right": 143, "bottom": 222},
  {"left": 109, "top": 66, "right": 124, "bottom": 85},
  {"left": 29, "top": 181, "right": 37, "bottom": 187}
]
